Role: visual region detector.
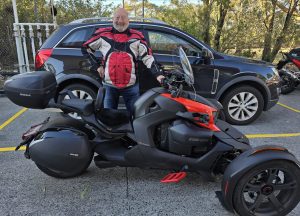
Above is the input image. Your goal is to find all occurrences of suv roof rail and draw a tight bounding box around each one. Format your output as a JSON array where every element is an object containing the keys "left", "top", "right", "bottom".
[{"left": 69, "top": 17, "right": 167, "bottom": 25}]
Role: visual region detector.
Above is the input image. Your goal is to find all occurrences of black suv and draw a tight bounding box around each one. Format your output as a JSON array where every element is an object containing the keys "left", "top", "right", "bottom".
[{"left": 35, "top": 18, "right": 280, "bottom": 125}]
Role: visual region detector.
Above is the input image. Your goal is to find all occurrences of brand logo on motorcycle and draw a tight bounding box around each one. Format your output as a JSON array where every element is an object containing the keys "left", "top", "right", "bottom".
[
  {"left": 189, "top": 137, "right": 202, "bottom": 142},
  {"left": 20, "top": 93, "right": 31, "bottom": 97},
  {"left": 69, "top": 153, "right": 79, "bottom": 157}
]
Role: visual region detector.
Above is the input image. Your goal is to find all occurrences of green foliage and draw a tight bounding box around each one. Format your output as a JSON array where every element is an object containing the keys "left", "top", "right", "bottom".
[{"left": 0, "top": 0, "right": 299, "bottom": 64}]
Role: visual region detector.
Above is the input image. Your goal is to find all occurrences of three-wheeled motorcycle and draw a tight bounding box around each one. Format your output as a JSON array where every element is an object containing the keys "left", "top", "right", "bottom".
[
  {"left": 277, "top": 50, "right": 300, "bottom": 94},
  {"left": 4, "top": 47, "right": 300, "bottom": 216}
]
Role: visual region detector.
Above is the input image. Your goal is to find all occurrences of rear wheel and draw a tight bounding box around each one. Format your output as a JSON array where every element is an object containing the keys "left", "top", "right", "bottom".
[
  {"left": 232, "top": 160, "right": 300, "bottom": 216},
  {"left": 221, "top": 85, "right": 264, "bottom": 125},
  {"left": 58, "top": 83, "right": 97, "bottom": 119}
]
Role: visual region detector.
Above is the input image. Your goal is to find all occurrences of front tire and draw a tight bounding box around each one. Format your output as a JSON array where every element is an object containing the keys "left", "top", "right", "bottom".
[
  {"left": 232, "top": 160, "right": 300, "bottom": 216},
  {"left": 221, "top": 85, "right": 264, "bottom": 125}
]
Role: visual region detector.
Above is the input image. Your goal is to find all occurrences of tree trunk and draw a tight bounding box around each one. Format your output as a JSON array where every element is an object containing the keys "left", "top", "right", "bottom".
[
  {"left": 213, "top": 0, "right": 230, "bottom": 51},
  {"left": 270, "top": 0, "right": 299, "bottom": 62},
  {"left": 202, "top": 0, "right": 213, "bottom": 45},
  {"left": 261, "top": 0, "right": 277, "bottom": 62}
]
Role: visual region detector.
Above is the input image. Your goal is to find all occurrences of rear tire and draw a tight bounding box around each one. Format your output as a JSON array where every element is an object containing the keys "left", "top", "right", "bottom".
[
  {"left": 232, "top": 160, "right": 300, "bottom": 216},
  {"left": 221, "top": 85, "right": 264, "bottom": 125}
]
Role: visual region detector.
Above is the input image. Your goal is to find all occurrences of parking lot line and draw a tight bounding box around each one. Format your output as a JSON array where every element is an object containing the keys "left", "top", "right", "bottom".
[
  {"left": 0, "top": 146, "right": 26, "bottom": 152},
  {"left": 0, "top": 108, "right": 28, "bottom": 130},
  {"left": 246, "top": 132, "right": 300, "bottom": 138},
  {"left": 277, "top": 102, "right": 300, "bottom": 113}
]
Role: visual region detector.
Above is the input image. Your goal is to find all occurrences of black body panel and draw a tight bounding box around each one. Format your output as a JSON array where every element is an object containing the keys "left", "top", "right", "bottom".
[
  {"left": 29, "top": 129, "right": 92, "bottom": 172},
  {"left": 40, "top": 117, "right": 95, "bottom": 139},
  {"left": 124, "top": 140, "right": 233, "bottom": 177},
  {"left": 167, "top": 120, "right": 213, "bottom": 156},
  {"left": 4, "top": 71, "right": 57, "bottom": 109},
  {"left": 133, "top": 93, "right": 186, "bottom": 147}
]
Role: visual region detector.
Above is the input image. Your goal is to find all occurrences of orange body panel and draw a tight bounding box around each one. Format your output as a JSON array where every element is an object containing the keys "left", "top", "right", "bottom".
[{"left": 161, "top": 93, "right": 220, "bottom": 131}]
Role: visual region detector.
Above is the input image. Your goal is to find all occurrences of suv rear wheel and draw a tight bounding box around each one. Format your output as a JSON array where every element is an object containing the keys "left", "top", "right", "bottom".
[
  {"left": 58, "top": 83, "right": 97, "bottom": 119},
  {"left": 222, "top": 85, "right": 264, "bottom": 125}
]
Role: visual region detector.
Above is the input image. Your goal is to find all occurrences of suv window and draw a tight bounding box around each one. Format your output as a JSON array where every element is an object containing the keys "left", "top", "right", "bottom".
[
  {"left": 58, "top": 27, "right": 95, "bottom": 48},
  {"left": 148, "top": 31, "right": 201, "bottom": 56}
]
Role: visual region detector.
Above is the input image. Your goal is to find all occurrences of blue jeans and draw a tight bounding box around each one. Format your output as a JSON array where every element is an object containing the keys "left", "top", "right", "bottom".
[{"left": 103, "top": 84, "right": 140, "bottom": 115}]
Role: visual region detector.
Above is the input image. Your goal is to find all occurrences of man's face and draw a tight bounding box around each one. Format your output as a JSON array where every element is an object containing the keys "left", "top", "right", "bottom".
[{"left": 113, "top": 9, "right": 129, "bottom": 32}]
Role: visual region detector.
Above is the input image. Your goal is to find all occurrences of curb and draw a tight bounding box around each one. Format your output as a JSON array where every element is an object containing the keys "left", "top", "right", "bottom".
[{"left": 0, "top": 72, "right": 19, "bottom": 76}]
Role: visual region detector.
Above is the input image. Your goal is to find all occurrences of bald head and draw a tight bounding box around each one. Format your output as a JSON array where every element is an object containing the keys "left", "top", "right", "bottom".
[
  {"left": 113, "top": 8, "right": 129, "bottom": 32},
  {"left": 114, "top": 8, "right": 129, "bottom": 17}
]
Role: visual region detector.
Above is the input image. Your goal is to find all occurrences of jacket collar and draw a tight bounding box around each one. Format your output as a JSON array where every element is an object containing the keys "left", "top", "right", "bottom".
[{"left": 111, "top": 27, "right": 131, "bottom": 36}]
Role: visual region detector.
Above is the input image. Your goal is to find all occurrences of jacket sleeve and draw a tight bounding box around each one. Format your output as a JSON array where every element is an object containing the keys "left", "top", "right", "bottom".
[
  {"left": 82, "top": 33, "right": 103, "bottom": 67},
  {"left": 138, "top": 39, "right": 162, "bottom": 78},
  {"left": 83, "top": 36, "right": 102, "bottom": 52}
]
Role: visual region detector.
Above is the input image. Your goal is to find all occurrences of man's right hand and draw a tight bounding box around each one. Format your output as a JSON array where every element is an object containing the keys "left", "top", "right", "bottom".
[{"left": 97, "top": 66, "right": 104, "bottom": 78}]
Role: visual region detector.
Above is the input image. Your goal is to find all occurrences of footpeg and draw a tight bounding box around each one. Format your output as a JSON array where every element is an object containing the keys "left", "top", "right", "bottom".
[{"left": 160, "top": 172, "right": 187, "bottom": 183}]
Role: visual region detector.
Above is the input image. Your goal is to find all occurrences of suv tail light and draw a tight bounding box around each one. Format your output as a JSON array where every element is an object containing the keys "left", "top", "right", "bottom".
[{"left": 35, "top": 49, "right": 53, "bottom": 69}]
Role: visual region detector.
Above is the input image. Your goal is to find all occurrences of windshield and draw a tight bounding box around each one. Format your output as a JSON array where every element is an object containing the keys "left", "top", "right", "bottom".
[{"left": 178, "top": 46, "right": 194, "bottom": 85}]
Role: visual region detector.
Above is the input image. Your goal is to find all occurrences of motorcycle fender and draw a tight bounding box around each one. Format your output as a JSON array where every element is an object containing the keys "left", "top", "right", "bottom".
[{"left": 221, "top": 145, "right": 300, "bottom": 212}]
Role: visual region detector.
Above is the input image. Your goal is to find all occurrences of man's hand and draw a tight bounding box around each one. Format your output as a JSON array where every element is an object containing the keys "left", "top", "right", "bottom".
[
  {"left": 97, "top": 66, "right": 104, "bottom": 78},
  {"left": 156, "top": 75, "right": 165, "bottom": 84}
]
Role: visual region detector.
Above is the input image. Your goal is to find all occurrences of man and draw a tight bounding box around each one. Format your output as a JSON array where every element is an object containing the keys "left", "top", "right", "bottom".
[{"left": 83, "top": 8, "right": 164, "bottom": 115}]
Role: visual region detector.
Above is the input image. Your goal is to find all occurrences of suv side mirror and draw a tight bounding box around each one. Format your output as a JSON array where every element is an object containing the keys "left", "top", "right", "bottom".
[
  {"left": 196, "top": 48, "right": 211, "bottom": 65},
  {"left": 202, "top": 49, "right": 210, "bottom": 59}
]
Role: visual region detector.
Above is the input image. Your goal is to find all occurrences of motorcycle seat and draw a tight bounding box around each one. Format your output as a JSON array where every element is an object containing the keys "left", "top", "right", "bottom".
[
  {"left": 96, "top": 108, "right": 133, "bottom": 133},
  {"left": 61, "top": 99, "right": 94, "bottom": 116}
]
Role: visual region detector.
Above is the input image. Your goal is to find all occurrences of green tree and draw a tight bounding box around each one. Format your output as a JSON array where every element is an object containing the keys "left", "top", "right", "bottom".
[
  {"left": 260, "top": 0, "right": 300, "bottom": 62},
  {"left": 213, "top": 0, "right": 232, "bottom": 51},
  {"left": 201, "top": 0, "right": 214, "bottom": 45}
]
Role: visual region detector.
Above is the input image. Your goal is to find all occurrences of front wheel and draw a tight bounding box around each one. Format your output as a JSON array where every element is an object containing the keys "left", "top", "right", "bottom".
[
  {"left": 232, "top": 160, "right": 300, "bottom": 216},
  {"left": 221, "top": 85, "right": 264, "bottom": 125}
]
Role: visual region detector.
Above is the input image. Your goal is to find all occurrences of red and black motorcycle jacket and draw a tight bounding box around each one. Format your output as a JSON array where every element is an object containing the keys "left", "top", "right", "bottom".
[{"left": 83, "top": 27, "right": 161, "bottom": 88}]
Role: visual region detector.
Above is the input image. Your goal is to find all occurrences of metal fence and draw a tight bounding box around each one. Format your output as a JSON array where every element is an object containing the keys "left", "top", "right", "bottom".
[
  {"left": 13, "top": 23, "right": 56, "bottom": 73},
  {"left": 0, "top": 4, "right": 55, "bottom": 74}
]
